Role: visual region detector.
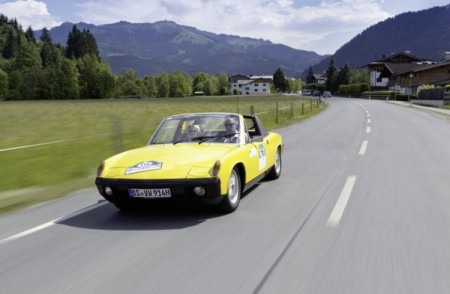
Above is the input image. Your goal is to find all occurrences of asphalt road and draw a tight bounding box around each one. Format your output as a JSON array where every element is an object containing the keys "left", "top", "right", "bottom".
[{"left": 1, "top": 98, "right": 450, "bottom": 294}]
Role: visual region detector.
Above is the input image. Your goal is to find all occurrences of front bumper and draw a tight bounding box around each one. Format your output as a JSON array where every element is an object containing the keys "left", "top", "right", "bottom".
[{"left": 95, "top": 177, "right": 223, "bottom": 205}]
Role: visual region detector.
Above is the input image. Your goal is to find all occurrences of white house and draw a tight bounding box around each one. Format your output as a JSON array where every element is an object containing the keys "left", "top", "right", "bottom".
[{"left": 229, "top": 75, "right": 273, "bottom": 95}]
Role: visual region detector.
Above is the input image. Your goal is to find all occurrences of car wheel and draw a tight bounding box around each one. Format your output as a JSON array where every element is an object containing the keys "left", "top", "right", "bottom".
[
  {"left": 266, "top": 147, "right": 282, "bottom": 180},
  {"left": 218, "top": 167, "right": 241, "bottom": 213}
]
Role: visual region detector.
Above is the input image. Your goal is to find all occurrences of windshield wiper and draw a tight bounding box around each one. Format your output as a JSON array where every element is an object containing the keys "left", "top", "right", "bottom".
[{"left": 198, "top": 133, "right": 237, "bottom": 144}]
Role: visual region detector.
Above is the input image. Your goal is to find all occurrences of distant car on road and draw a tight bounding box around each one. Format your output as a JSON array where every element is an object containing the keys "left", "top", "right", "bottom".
[
  {"left": 303, "top": 89, "right": 312, "bottom": 96},
  {"left": 313, "top": 91, "right": 321, "bottom": 97},
  {"left": 322, "top": 91, "right": 332, "bottom": 98}
]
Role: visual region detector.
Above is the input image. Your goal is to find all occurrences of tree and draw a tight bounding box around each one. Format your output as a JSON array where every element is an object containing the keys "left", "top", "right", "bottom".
[
  {"left": 117, "top": 70, "right": 147, "bottom": 97},
  {"left": 193, "top": 72, "right": 215, "bottom": 95},
  {"left": 156, "top": 73, "right": 170, "bottom": 98},
  {"left": 14, "top": 40, "right": 41, "bottom": 70},
  {"left": 25, "top": 26, "right": 36, "bottom": 43},
  {"left": 216, "top": 74, "right": 230, "bottom": 95},
  {"left": 39, "top": 27, "right": 52, "bottom": 44},
  {"left": 168, "top": 71, "right": 192, "bottom": 97},
  {"left": 306, "top": 66, "right": 315, "bottom": 84},
  {"left": 143, "top": 75, "right": 157, "bottom": 97},
  {"left": 0, "top": 68, "right": 8, "bottom": 100},
  {"left": 66, "top": 25, "right": 100, "bottom": 60},
  {"left": 77, "top": 54, "right": 115, "bottom": 99},
  {"left": 350, "top": 69, "right": 369, "bottom": 84},
  {"left": 335, "top": 63, "right": 351, "bottom": 87},
  {"left": 273, "top": 67, "right": 288, "bottom": 92},
  {"left": 2, "top": 29, "right": 19, "bottom": 59},
  {"left": 40, "top": 42, "right": 61, "bottom": 68},
  {"left": 56, "top": 58, "right": 80, "bottom": 99},
  {"left": 325, "top": 57, "right": 338, "bottom": 92}
]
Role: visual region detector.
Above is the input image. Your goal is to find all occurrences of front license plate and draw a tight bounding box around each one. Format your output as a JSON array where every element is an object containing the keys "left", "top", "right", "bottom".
[{"left": 128, "top": 188, "right": 171, "bottom": 198}]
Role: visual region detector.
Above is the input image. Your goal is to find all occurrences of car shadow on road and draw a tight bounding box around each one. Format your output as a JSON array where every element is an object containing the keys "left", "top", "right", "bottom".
[
  {"left": 59, "top": 199, "right": 226, "bottom": 231},
  {"left": 59, "top": 183, "right": 261, "bottom": 231}
]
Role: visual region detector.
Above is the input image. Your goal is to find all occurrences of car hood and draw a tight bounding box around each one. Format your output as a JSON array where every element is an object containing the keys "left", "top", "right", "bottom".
[{"left": 101, "top": 143, "right": 237, "bottom": 179}]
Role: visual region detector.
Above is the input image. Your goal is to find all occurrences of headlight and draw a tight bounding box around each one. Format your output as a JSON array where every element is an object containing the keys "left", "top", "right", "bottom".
[{"left": 97, "top": 161, "right": 105, "bottom": 177}]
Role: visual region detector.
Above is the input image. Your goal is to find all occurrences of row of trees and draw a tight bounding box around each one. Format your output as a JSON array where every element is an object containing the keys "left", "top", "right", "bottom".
[
  {"left": 0, "top": 15, "right": 239, "bottom": 100},
  {"left": 1, "top": 14, "right": 304, "bottom": 101},
  {"left": 305, "top": 57, "right": 369, "bottom": 94}
]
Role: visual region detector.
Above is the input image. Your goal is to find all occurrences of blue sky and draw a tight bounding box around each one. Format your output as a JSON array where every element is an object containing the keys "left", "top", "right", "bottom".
[{"left": 0, "top": 0, "right": 449, "bottom": 54}]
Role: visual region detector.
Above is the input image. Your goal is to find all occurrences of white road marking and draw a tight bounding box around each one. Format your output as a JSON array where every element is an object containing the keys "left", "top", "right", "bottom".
[
  {"left": 327, "top": 176, "right": 357, "bottom": 227},
  {"left": 0, "top": 140, "right": 72, "bottom": 152},
  {"left": 0, "top": 133, "right": 112, "bottom": 153},
  {"left": 359, "top": 140, "right": 368, "bottom": 155},
  {"left": 368, "top": 119, "right": 371, "bottom": 124},
  {"left": 366, "top": 126, "right": 371, "bottom": 133},
  {"left": 0, "top": 201, "right": 107, "bottom": 246}
]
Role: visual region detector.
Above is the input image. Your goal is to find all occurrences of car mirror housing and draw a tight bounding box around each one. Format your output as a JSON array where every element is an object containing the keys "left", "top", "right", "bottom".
[{"left": 251, "top": 136, "right": 264, "bottom": 143}]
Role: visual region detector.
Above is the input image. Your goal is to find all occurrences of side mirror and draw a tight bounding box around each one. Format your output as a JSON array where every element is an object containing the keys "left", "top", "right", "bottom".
[{"left": 251, "top": 135, "right": 264, "bottom": 143}]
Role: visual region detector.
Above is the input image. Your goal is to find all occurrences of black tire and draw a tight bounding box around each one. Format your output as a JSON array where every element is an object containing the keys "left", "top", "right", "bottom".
[
  {"left": 266, "top": 147, "right": 282, "bottom": 180},
  {"left": 218, "top": 167, "right": 241, "bottom": 213}
]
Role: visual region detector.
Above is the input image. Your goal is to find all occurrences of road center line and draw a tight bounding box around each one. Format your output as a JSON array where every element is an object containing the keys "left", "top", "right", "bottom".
[
  {"left": 359, "top": 140, "right": 368, "bottom": 155},
  {"left": 327, "top": 176, "right": 357, "bottom": 227},
  {"left": 0, "top": 201, "right": 107, "bottom": 246},
  {"left": 366, "top": 126, "right": 371, "bottom": 133}
]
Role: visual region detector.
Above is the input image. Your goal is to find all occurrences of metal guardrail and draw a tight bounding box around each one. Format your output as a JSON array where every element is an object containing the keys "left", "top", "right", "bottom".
[{"left": 444, "top": 91, "right": 450, "bottom": 105}]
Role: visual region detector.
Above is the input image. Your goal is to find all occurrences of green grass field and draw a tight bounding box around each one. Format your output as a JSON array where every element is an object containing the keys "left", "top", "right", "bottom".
[{"left": 0, "top": 95, "right": 326, "bottom": 214}]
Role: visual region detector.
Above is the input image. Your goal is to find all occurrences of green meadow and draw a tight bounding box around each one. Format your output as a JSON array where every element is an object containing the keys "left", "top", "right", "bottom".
[{"left": 0, "top": 95, "right": 326, "bottom": 213}]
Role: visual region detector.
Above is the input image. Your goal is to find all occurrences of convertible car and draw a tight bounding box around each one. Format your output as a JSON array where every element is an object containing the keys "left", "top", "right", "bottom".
[{"left": 95, "top": 112, "right": 283, "bottom": 213}]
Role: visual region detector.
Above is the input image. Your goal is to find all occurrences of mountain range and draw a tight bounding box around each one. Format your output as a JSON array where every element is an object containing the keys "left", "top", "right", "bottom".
[
  {"left": 44, "top": 4, "right": 450, "bottom": 78},
  {"left": 45, "top": 21, "right": 326, "bottom": 78},
  {"left": 312, "top": 4, "right": 450, "bottom": 73}
]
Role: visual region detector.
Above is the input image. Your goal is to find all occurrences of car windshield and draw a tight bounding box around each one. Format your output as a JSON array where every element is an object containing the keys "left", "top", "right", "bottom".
[{"left": 148, "top": 113, "right": 240, "bottom": 145}]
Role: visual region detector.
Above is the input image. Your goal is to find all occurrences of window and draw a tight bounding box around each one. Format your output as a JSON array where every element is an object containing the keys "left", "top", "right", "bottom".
[
  {"left": 254, "top": 83, "right": 258, "bottom": 86},
  {"left": 254, "top": 89, "right": 258, "bottom": 92}
]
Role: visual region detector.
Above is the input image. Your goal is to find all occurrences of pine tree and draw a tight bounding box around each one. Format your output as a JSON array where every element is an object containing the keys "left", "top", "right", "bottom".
[
  {"left": 325, "top": 57, "right": 338, "bottom": 92},
  {"left": 306, "top": 66, "right": 314, "bottom": 84},
  {"left": 273, "top": 67, "right": 287, "bottom": 92}
]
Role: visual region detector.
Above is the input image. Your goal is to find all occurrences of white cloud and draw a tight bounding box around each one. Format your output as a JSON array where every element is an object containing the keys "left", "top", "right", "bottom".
[
  {"left": 0, "top": 0, "right": 61, "bottom": 29},
  {"left": 72, "top": 0, "right": 392, "bottom": 54},
  {"left": 0, "top": 0, "right": 395, "bottom": 54}
]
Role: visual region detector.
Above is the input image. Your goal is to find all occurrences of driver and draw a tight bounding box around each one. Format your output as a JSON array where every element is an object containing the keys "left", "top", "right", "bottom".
[{"left": 224, "top": 116, "right": 239, "bottom": 143}]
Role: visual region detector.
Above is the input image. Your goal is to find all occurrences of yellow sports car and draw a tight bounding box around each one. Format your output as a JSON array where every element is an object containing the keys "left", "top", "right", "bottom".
[{"left": 95, "top": 112, "right": 283, "bottom": 213}]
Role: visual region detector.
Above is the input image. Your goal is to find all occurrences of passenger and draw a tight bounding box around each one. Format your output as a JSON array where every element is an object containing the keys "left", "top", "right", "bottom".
[{"left": 186, "top": 124, "right": 200, "bottom": 140}]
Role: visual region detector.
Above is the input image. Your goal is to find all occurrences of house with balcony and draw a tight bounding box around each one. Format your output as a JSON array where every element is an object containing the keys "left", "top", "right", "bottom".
[
  {"left": 229, "top": 75, "right": 273, "bottom": 95},
  {"left": 365, "top": 51, "right": 450, "bottom": 93},
  {"left": 312, "top": 74, "right": 326, "bottom": 85}
]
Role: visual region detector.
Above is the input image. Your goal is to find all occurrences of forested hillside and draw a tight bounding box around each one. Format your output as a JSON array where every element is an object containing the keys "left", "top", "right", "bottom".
[
  {"left": 43, "top": 20, "right": 327, "bottom": 78},
  {"left": 310, "top": 4, "right": 450, "bottom": 74},
  {"left": 0, "top": 15, "right": 115, "bottom": 100},
  {"left": 0, "top": 14, "right": 303, "bottom": 100}
]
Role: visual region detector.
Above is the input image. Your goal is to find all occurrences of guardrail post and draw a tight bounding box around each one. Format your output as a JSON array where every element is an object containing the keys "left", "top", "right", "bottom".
[
  {"left": 290, "top": 101, "right": 294, "bottom": 117},
  {"left": 275, "top": 101, "right": 279, "bottom": 124},
  {"left": 111, "top": 115, "right": 124, "bottom": 154},
  {"left": 250, "top": 105, "right": 254, "bottom": 115},
  {"left": 302, "top": 103, "right": 305, "bottom": 115}
]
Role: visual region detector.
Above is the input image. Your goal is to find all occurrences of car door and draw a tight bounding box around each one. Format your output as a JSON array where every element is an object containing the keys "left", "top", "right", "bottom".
[{"left": 243, "top": 116, "right": 269, "bottom": 181}]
